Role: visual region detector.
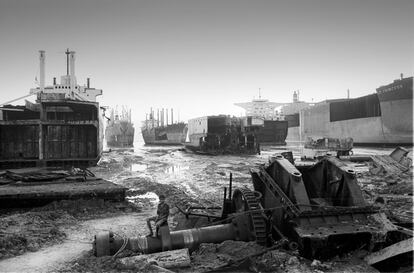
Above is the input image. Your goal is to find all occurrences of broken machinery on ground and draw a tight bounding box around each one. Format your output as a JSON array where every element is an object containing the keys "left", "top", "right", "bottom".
[{"left": 94, "top": 154, "right": 412, "bottom": 264}]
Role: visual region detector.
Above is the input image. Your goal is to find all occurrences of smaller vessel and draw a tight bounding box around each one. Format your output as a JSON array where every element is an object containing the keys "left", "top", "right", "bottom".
[
  {"left": 141, "top": 108, "right": 187, "bottom": 145},
  {"left": 235, "top": 94, "right": 288, "bottom": 145},
  {"left": 186, "top": 115, "right": 260, "bottom": 155},
  {"left": 105, "top": 106, "right": 135, "bottom": 147}
]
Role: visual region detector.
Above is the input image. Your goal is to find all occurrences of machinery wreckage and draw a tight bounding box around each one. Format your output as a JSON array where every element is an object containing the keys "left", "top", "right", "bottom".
[{"left": 94, "top": 154, "right": 412, "bottom": 267}]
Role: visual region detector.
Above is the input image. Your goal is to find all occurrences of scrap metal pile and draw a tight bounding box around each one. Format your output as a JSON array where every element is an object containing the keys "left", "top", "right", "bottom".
[
  {"left": 94, "top": 153, "right": 412, "bottom": 270},
  {"left": 0, "top": 167, "right": 97, "bottom": 185}
]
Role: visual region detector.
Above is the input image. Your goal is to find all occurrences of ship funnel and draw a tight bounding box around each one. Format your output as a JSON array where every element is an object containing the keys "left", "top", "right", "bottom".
[
  {"left": 69, "top": 51, "right": 76, "bottom": 89},
  {"left": 401, "top": 73, "right": 403, "bottom": 80},
  {"left": 39, "top": 50, "right": 45, "bottom": 92},
  {"left": 293, "top": 90, "right": 298, "bottom": 103},
  {"left": 171, "top": 108, "right": 174, "bottom": 124},
  {"left": 69, "top": 51, "right": 75, "bottom": 76}
]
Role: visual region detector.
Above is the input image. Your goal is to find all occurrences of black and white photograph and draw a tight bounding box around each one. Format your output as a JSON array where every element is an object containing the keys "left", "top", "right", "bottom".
[{"left": 0, "top": 0, "right": 413, "bottom": 272}]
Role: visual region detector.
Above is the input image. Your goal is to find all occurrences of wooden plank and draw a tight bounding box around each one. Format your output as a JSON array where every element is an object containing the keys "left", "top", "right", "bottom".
[
  {"left": 371, "top": 155, "right": 408, "bottom": 174},
  {"left": 364, "top": 238, "right": 413, "bottom": 265}
]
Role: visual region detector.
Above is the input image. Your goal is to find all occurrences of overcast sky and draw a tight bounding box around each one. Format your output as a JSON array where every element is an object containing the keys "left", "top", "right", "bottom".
[{"left": 0, "top": 0, "right": 413, "bottom": 125}]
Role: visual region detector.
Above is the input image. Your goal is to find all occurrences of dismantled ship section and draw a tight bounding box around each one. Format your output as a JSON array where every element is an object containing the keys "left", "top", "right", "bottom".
[
  {"left": 251, "top": 155, "right": 402, "bottom": 258},
  {"left": 0, "top": 50, "right": 103, "bottom": 169},
  {"left": 235, "top": 98, "right": 288, "bottom": 145},
  {"left": 186, "top": 115, "right": 260, "bottom": 154},
  {"left": 255, "top": 119, "right": 288, "bottom": 145}
]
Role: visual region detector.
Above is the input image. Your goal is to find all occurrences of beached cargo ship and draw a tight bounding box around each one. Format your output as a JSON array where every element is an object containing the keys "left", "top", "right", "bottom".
[
  {"left": 186, "top": 115, "right": 259, "bottom": 154},
  {"left": 141, "top": 108, "right": 187, "bottom": 145},
  {"left": 235, "top": 97, "right": 288, "bottom": 145},
  {"left": 0, "top": 50, "right": 103, "bottom": 169},
  {"left": 105, "top": 106, "right": 134, "bottom": 147},
  {"left": 284, "top": 75, "right": 413, "bottom": 145}
]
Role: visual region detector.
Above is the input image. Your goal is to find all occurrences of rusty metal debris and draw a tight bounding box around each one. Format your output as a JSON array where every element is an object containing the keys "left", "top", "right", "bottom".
[
  {"left": 0, "top": 167, "right": 126, "bottom": 208},
  {"left": 303, "top": 137, "right": 354, "bottom": 158},
  {"left": 93, "top": 152, "right": 412, "bottom": 270},
  {"left": 364, "top": 237, "right": 413, "bottom": 265}
]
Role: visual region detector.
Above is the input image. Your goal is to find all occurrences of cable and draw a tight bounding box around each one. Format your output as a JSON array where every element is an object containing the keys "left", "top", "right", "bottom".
[{"left": 112, "top": 232, "right": 128, "bottom": 258}]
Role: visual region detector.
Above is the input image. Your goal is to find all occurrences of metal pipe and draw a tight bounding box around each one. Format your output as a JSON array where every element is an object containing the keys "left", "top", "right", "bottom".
[
  {"left": 98, "top": 223, "right": 237, "bottom": 256},
  {"left": 228, "top": 173, "right": 233, "bottom": 200},
  {"left": 151, "top": 107, "right": 154, "bottom": 128},
  {"left": 94, "top": 215, "right": 253, "bottom": 257},
  {"left": 157, "top": 109, "right": 160, "bottom": 127},
  {"left": 161, "top": 108, "right": 164, "bottom": 127}
]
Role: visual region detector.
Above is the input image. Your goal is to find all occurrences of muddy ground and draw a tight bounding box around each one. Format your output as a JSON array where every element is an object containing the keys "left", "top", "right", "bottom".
[{"left": 0, "top": 144, "right": 412, "bottom": 272}]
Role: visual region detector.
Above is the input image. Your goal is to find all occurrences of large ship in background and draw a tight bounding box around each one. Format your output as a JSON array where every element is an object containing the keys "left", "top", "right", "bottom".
[
  {"left": 0, "top": 49, "right": 104, "bottom": 169},
  {"left": 283, "top": 75, "right": 413, "bottom": 145},
  {"left": 105, "top": 106, "right": 135, "bottom": 147},
  {"left": 235, "top": 96, "right": 288, "bottom": 145},
  {"left": 141, "top": 108, "right": 187, "bottom": 145}
]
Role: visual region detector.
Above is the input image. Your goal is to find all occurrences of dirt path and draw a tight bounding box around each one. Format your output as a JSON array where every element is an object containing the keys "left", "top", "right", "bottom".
[{"left": 0, "top": 210, "right": 154, "bottom": 273}]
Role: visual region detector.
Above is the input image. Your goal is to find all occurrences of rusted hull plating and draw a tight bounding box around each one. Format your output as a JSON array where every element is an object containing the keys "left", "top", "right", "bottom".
[{"left": 0, "top": 93, "right": 103, "bottom": 169}]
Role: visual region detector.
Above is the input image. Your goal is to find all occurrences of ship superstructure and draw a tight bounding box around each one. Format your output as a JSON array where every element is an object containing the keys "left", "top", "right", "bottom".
[{"left": 0, "top": 49, "right": 103, "bottom": 169}]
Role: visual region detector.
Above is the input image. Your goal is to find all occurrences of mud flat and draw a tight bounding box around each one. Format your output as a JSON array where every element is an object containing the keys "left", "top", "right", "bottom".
[{"left": 0, "top": 144, "right": 412, "bottom": 273}]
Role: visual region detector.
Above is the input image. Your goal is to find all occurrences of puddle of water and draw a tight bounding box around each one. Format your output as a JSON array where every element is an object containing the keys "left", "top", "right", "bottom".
[
  {"left": 164, "top": 165, "right": 190, "bottom": 174},
  {"left": 127, "top": 191, "right": 159, "bottom": 206},
  {"left": 130, "top": 163, "right": 147, "bottom": 172}
]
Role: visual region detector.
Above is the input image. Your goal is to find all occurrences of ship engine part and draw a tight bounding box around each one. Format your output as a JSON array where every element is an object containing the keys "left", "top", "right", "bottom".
[
  {"left": 94, "top": 210, "right": 260, "bottom": 257},
  {"left": 248, "top": 155, "right": 400, "bottom": 258}
]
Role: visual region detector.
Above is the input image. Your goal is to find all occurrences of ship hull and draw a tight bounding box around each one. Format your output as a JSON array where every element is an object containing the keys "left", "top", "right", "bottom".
[
  {"left": 286, "top": 77, "right": 413, "bottom": 145},
  {"left": 141, "top": 123, "right": 187, "bottom": 145},
  {"left": 186, "top": 115, "right": 259, "bottom": 154},
  {"left": 0, "top": 93, "right": 103, "bottom": 169},
  {"left": 256, "top": 120, "right": 288, "bottom": 145}
]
